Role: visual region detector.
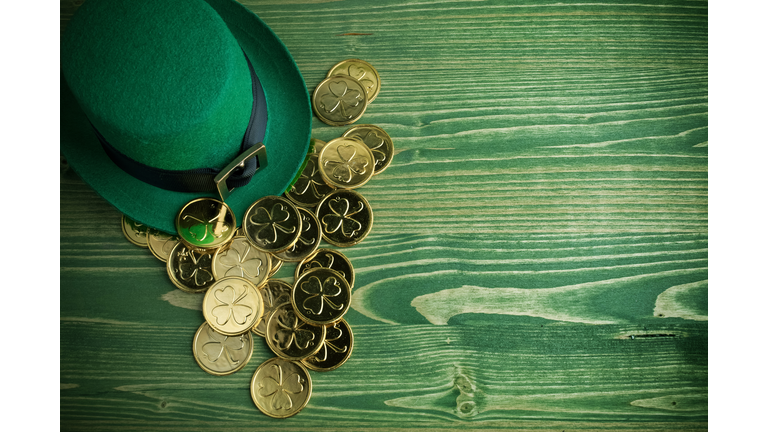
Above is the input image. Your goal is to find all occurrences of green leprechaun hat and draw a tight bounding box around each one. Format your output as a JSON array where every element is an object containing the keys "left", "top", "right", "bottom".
[{"left": 60, "top": 0, "right": 311, "bottom": 233}]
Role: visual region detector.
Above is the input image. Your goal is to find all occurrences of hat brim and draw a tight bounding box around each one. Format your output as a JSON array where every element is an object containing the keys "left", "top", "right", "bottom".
[{"left": 60, "top": 0, "right": 311, "bottom": 234}]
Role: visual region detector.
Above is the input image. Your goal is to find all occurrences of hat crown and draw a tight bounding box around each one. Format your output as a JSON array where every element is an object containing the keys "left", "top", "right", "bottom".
[{"left": 61, "top": 0, "right": 252, "bottom": 170}]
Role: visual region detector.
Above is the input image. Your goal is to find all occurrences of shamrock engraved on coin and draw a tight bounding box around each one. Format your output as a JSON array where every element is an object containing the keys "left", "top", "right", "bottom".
[
  {"left": 309, "top": 322, "right": 347, "bottom": 362},
  {"left": 348, "top": 64, "right": 375, "bottom": 94},
  {"left": 179, "top": 249, "right": 214, "bottom": 287},
  {"left": 249, "top": 204, "right": 296, "bottom": 245},
  {"left": 356, "top": 130, "right": 387, "bottom": 166},
  {"left": 202, "top": 324, "right": 245, "bottom": 365},
  {"left": 259, "top": 364, "right": 304, "bottom": 411},
  {"left": 182, "top": 210, "right": 230, "bottom": 242},
  {"left": 306, "top": 253, "right": 334, "bottom": 271},
  {"left": 212, "top": 285, "right": 254, "bottom": 326},
  {"left": 275, "top": 309, "right": 316, "bottom": 351},
  {"left": 285, "top": 213, "right": 316, "bottom": 253},
  {"left": 301, "top": 275, "right": 344, "bottom": 315},
  {"left": 291, "top": 157, "right": 333, "bottom": 199},
  {"left": 324, "top": 144, "right": 369, "bottom": 183},
  {"left": 303, "top": 253, "right": 346, "bottom": 281},
  {"left": 219, "top": 241, "right": 263, "bottom": 279},
  {"left": 320, "top": 80, "right": 363, "bottom": 119},
  {"left": 130, "top": 220, "right": 146, "bottom": 236},
  {"left": 322, "top": 197, "right": 364, "bottom": 237}
]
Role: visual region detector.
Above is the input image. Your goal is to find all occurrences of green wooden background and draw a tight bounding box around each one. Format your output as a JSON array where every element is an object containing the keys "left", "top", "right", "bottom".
[{"left": 60, "top": 0, "right": 707, "bottom": 430}]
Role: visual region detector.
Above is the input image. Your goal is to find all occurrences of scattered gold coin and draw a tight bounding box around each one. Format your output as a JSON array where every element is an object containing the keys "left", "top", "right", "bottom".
[
  {"left": 147, "top": 228, "right": 179, "bottom": 262},
  {"left": 166, "top": 242, "right": 216, "bottom": 293},
  {"left": 250, "top": 357, "right": 312, "bottom": 419},
  {"left": 175, "top": 198, "right": 236, "bottom": 250},
  {"left": 318, "top": 137, "right": 375, "bottom": 189},
  {"left": 121, "top": 214, "right": 148, "bottom": 247},
  {"left": 273, "top": 207, "right": 322, "bottom": 262},
  {"left": 252, "top": 279, "right": 292, "bottom": 337},
  {"left": 292, "top": 267, "right": 351, "bottom": 325},
  {"left": 265, "top": 303, "right": 326, "bottom": 361},
  {"left": 342, "top": 124, "right": 394, "bottom": 175},
  {"left": 312, "top": 75, "right": 367, "bottom": 126},
  {"left": 193, "top": 322, "right": 253, "bottom": 376},
  {"left": 316, "top": 189, "right": 374, "bottom": 247},
  {"left": 295, "top": 248, "right": 355, "bottom": 289},
  {"left": 243, "top": 196, "right": 302, "bottom": 254},
  {"left": 212, "top": 236, "right": 271, "bottom": 289},
  {"left": 302, "top": 318, "right": 354, "bottom": 372},
  {"left": 202, "top": 277, "right": 263, "bottom": 336}
]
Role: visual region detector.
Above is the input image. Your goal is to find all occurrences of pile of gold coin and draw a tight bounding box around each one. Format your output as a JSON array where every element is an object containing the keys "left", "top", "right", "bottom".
[
  {"left": 121, "top": 196, "right": 358, "bottom": 418},
  {"left": 118, "top": 58, "right": 392, "bottom": 419}
]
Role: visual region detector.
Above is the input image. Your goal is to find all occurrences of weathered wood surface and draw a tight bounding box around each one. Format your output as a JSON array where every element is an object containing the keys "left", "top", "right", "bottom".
[{"left": 60, "top": 0, "right": 707, "bottom": 430}]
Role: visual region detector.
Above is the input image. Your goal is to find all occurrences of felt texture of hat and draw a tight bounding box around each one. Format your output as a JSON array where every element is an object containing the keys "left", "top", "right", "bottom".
[{"left": 60, "top": 0, "right": 311, "bottom": 234}]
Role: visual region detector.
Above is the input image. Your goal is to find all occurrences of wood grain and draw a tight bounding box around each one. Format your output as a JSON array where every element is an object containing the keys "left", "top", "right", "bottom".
[{"left": 60, "top": 0, "right": 707, "bottom": 430}]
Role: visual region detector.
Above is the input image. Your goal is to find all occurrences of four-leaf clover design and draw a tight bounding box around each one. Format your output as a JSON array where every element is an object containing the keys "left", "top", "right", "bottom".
[
  {"left": 201, "top": 324, "right": 245, "bottom": 365},
  {"left": 300, "top": 275, "right": 344, "bottom": 316},
  {"left": 219, "top": 241, "right": 263, "bottom": 278},
  {"left": 211, "top": 285, "right": 254, "bottom": 326},
  {"left": 274, "top": 309, "right": 316, "bottom": 351},
  {"left": 319, "top": 80, "right": 363, "bottom": 119},
  {"left": 321, "top": 197, "right": 365, "bottom": 238},
  {"left": 258, "top": 364, "right": 304, "bottom": 411},
  {"left": 179, "top": 249, "right": 214, "bottom": 287},
  {"left": 324, "top": 144, "right": 369, "bottom": 183},
  {"left": 249, "top": 204, "right": 296, "bottom": 245}
]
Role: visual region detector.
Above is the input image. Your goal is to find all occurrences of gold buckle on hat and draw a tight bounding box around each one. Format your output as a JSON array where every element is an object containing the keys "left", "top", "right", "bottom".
[{"left": 214, "top": 142, "right": 267, "bottom": 202}]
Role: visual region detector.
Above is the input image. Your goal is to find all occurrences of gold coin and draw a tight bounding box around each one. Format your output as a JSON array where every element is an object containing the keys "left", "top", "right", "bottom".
[
  {"left": 318, "top": 137, "right": 375, "bottom": 189},
  {"left": 166, "top": 242, "right": 216, "bottom": 293},
  {"left": 302, "top": 318, "right": 354, "bottom": 372},
  {"left": 175, "top": 198, "right": 236, "bottom": 250},
  {"left": 284, "top": 152, "right": 336, "bottom": 208},
  {"left": 212, "top": 236, "right": 271, "bottom": 289},
  {"left": 295, "top": 248, "right": 355, "bottom": 289},
  {"left": 292, "top": 268, "right": 351, "bottom": 326},
  {"left": 273, "top": 207, "right": 322, "bottom": 263},
  {"left": 327, "top": 59, "right": 381, "bottom": 103},
  {"left": 312, "top": 75, "right": 367, "bottom": 126},
  {"left": 252, "top": 279, "right": 292, "bottom": 337},
  {"left": 147, "top": 228, "right": 179, "bottom": 262},
  {"left": 193, "top": 322, "right": 253, "bottom": 376},
  {"left": 268, "top": 254, "right": 283, "bottom": 277},
  {"left": 121, "top": 214, "right": 148, "bottom": 247},
  {"left": 243, "top": 196, "right": 302, "bottom": 254},
  {"left": 316, "top": 189, "right": 374, "bottom": 247},
  {"left": 202, "top": 277, "right": 264, "bottom": 336},
  {"left": 250, "top": 357, "right": 312, "bottom": 419},
  {"left": 265, "top": 303, "right": 326, "bottom": 361},
  {"left": 342, "top": 124, "right": 394, "bottom": 175}
]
